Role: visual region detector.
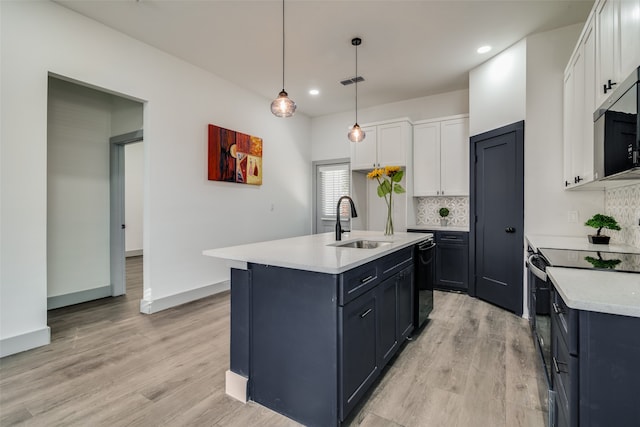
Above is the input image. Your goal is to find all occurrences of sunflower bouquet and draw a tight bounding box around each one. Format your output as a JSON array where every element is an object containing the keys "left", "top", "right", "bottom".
[{"left": 367, "top": 166, "right": 406, "bottom": 235}]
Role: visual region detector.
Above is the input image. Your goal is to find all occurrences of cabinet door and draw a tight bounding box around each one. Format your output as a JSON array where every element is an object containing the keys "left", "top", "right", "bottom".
[
  {"left": 579, "top": 19, "right": 596, "bottom": 184},
  {"left": 571, "top": 45, "right": 586, "bottom": 184},
  {"left": 435, "top": 233, "right": 469, "bottom": 291},
  {"left": 340, "top": 288, "right": 378, "bottom": 419},
  {"left": 377, "top": 122, "right": 407, "bottom": 167},
  {"left": 413, "top": 122, "right": 441, "bottom": 196},
  {"left": 397, "top": 265, "right": 414, "bottom": 341},
  {"left": 440, "top": 118, "right": 469, "bottom": 196},
  {"left": 377, "top": 276, "right": 399, "bottom": 367},
  {"left": 619, "top": 0, "right": 640, "bottom": 79},
  {"left": 563, "top": 68, "right": 575, "bottom": 188},
  {"left": 595, "top": 0, "right": 619, "bottom": 107},
  {"left": 351, "top": 125, "right": 378, "bottom": 170}
]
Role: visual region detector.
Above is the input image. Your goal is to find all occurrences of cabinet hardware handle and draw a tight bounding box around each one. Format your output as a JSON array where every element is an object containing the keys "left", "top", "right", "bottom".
[
  {"left": 360, "top": 275, "right": 374, "bottom": 284},
  {"left": 553, "top": 356, "right": 568, "bottom": 374},
  {"left": 505, "top": 227, "right": 516, "bottom": 233},
  {"left": 565, "top": 180, "right": 570, "bottom": 187},
  {"left": 360, "top": 308, "right": 373, "bottom": 318},
  {"left": 603, "top": 79, "right": 617, "bottom": 94},
  {"left": 552, "top": 302, "right": 563, "bottom": 314}
]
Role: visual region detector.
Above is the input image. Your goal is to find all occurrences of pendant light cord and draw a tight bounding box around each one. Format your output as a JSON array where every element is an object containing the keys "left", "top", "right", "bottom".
[
  {"left": 281, "top": 0, "right": 285, "bottom": 91},
  {"left": 355, "top": 41, "right": 358, "bottom": 123}
]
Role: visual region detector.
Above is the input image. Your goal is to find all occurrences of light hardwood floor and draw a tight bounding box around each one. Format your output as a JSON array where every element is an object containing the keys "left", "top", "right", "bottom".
[{"left": 0, "top": 256, "right": 547, "bottom": 426}]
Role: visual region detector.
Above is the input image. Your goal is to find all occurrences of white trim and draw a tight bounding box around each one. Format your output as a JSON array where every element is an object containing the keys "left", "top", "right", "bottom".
[
  {"left": 139, "top": 280, "right": 230, "bottom": 314},
  {"left": 225, "top": 370, "right": 248, "bottom": 403},
  {"left": 0, "top": 327, "right": 51, "bottom": 357},
  {"left": 47, "top": 285, "right": 111, "bottom": 310}
]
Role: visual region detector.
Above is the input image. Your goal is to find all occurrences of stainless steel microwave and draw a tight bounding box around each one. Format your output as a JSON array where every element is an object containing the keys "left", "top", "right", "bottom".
[{"left": 593, "top": 66, "right": 640, "bottom": 180}]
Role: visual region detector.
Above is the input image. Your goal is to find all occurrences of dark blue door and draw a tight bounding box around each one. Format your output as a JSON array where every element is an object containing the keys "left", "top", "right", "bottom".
[{"left": 470, "top": 121, "right": 524, "bottom": 315}]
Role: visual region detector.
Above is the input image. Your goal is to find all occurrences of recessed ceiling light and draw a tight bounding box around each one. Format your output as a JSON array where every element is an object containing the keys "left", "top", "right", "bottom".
[
  {"left": 477, "top": 45, "right": 492, "bottom": 54},
  {"left": 309, "top": 89, "right": 319, "bottom": 96}
]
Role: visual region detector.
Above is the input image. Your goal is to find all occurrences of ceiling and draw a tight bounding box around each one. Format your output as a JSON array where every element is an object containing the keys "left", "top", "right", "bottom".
[{"left": 54, "top": 0, "right": 594, "bottom": 118}]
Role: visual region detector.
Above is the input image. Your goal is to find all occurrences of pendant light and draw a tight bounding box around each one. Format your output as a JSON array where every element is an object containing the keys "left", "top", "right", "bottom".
[
  {"left": 270, "top": 0, "right": 296, "bottom": 117},
  {"left": 348, "top": 37, "right": 365, "bottom": 142}
]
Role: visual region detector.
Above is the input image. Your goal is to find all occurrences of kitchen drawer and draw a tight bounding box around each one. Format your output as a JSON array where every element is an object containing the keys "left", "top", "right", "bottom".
[
  {"left": 551, "top": 287, "right": 579, "bottom": 356},
  {"left": 378, "top": 247, "right": 413, "bottom": 280},
  {"left": 339, "top": 261, "right": 379, "bottom": 306},
  {"left": 435, "top": 231, "right": 468, "bottom": 245}
]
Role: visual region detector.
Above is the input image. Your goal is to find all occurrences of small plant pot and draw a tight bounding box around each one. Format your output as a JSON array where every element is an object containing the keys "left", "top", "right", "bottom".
[
  {"left": 588, "top": 235, "right": 610, "bottom": 244},
  {"left": 440, "top": 218, "right": 448, "bottom": 226}
]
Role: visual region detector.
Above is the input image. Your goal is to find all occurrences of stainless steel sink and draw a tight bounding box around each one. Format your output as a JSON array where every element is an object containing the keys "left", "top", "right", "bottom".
[{"left": 333, "top": 239, "right": 391, "bottom": 249}]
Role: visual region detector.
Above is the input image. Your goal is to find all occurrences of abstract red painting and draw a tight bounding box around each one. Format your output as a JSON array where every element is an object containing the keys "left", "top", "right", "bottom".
[{"left": 208, "top": 124, "right": 263, "bottom": 185}]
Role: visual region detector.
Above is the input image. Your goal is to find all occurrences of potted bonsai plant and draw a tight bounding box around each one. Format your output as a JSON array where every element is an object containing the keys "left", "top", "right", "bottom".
[
  {"left": 585, "top": 213, "right": 621, "bottom": 244},
  {"left": 439, "top": 207, "right": 450, "bottom": 226}
]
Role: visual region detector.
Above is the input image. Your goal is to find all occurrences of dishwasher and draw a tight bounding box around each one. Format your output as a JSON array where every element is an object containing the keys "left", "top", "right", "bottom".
[{"left": 413, "top": 238, "right": 436, "bottom": 329}]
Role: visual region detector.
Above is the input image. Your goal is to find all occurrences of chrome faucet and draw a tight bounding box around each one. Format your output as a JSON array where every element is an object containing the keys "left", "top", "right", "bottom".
[{"left": 335, "top": 196, "right": 358, "bottom": 241}]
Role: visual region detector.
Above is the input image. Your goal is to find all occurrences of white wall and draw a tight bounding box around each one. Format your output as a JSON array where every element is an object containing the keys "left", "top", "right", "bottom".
[
  {"left": 125, "top": 142, "right": 144, "bottom": 254},
  {"left": 311, "top": 89, "right": 469, "bottom": 162},
  {"left": 469, "top": 40, "right": 527, "bottom": 137},
  {"left": 525, "top": 24, "right": 604, "bottom": 237},
  {"left": 0, "top": 1, "right": 311, "bottom": 356}
]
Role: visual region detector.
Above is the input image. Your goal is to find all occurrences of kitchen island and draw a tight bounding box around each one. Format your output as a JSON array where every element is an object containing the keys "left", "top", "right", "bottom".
[{"left": 203, "top": 231, "right": 431, "bottom": 427}]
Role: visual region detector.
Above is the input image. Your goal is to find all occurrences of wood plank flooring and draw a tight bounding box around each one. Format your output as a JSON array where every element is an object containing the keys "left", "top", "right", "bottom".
[{"left": 0, "top": 256, "right": 547, "bottom": 426}]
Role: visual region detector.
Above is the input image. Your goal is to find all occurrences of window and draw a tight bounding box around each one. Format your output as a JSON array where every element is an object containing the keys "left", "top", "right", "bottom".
[{"left": 318, "top": 164, "right": 350, "bottom": 219}]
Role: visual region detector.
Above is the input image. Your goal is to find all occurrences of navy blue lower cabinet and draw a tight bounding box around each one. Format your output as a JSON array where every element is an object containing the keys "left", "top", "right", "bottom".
[
  {"left": 377, "top": 275, "right": 399, "bottom": 367},
  {"left": 435, "top": 231, "right": 469, "bottom": 291},
  {"left": 340, "top": 287, "right": 379, "bottom": 420},
  {"left": 550, "top": 286, "right": 640, "bottom": 427},
  {"left": 397, "top": 265, "right": 414, "bottom": 341},
  {"left": 230, "top": 247, "right": 415, "bottom": 427}
]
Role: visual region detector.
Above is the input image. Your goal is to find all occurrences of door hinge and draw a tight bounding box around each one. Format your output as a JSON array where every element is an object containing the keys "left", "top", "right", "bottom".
[{"left": 121, "top": 224, "right": 126, "bottom": 229}]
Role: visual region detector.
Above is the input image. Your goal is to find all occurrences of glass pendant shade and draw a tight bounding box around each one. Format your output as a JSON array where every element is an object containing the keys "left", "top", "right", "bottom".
[
  {"left": 348, "top": 123, "right": 365, "bottom": 142},
  {"left": 271, "top": 90, "right": 297, "bottom": 117},
  {"left": 348, "top": 37, "right": 365, "bottom": 142},
  {"left": 271, "top": 0, "right": 295, "bottom": 118}
]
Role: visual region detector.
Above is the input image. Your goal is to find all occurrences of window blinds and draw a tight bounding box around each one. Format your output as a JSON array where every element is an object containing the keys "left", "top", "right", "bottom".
[{"left": 318, "top": 164, "right": 350, "bottom": 219}]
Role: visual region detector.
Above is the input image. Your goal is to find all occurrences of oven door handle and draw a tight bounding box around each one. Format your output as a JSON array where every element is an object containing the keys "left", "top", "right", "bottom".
[{"left": 527, "top": 254, "right": 548, "bottom": 282}]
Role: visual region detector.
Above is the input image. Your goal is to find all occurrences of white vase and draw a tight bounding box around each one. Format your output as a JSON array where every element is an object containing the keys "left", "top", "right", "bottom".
[{"left": 440, "top": 218, "right": 448, "bottom": 226}]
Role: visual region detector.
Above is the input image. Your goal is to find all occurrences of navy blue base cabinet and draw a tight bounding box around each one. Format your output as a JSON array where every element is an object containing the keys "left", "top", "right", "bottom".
[
  {"left": 550, "top": 286, "right": 640, "bottom": 427},
  {"left": 230, "top": 246, "right": 415, "bottom": 427}
]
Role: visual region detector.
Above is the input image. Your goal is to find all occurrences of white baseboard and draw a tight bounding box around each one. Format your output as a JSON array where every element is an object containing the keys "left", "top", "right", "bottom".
[
  {"left": 126, "top": 249, "right": 143, "bottom": 257},
  {"left": 225, "top": 370, "right": 248, "bottom": 403},
  {"left": 0, "top": 326, "right": 51, "bottom": 358},
  {"left": 47, "top": 285, "right": 111, "bottom": 310},
  {"left": 139, "top": 280, "right": 230, "bottom": 314}
]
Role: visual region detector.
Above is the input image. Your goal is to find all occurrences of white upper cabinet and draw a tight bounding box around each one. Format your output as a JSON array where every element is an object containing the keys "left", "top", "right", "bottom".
[
  {"left": 595, "top": 0, "right": 640, "bottom": 107},
  {"left": 563, "top": 0, "right": 638, "bottom": 190},
  {"left": 413, "top": 116, "right": 469, "bottom": 197},
  {"left": 350, "top": 120, "right": 411, "bottom": 170},
  {"left": 351, "top": 125, "right": 378, "bottom": 170},
  {"left": 619, "top": 0, "right": 640, "bottom": 79},
  {"left": 564, "top": 17, "right": 596, "bottom": 188}
]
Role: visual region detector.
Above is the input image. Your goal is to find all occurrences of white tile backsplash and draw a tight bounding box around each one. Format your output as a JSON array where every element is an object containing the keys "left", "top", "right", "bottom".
[
  {"left": 416, "top": 196, "right": 469, "bottom": 226},
  {"left": 605, "top": 183, "right": 640, "bottom": 249}
]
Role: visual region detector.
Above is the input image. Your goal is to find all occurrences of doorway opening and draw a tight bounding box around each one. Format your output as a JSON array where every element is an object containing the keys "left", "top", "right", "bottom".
[{"left": 46, "top": 76, "right": 144, "bottom": 313}]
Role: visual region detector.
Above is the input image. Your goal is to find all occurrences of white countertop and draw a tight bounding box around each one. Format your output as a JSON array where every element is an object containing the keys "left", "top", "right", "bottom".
[
  {"left": 408, "top": 225, "right": 469, "bottom": 232},
  {"left": 203, "top": 230, "right": 432, "bottom": 274},
  {"left": 547, "top": 267, "right": 640, "bottom": 318},
  {"left": 526, "top": 234, "right": 640, "bottom": 254}
]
